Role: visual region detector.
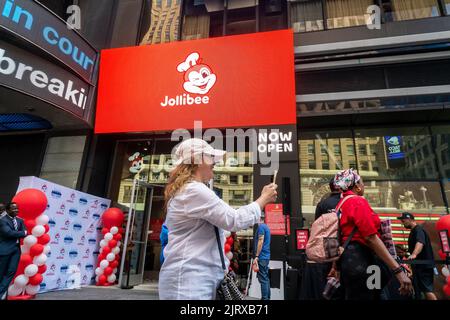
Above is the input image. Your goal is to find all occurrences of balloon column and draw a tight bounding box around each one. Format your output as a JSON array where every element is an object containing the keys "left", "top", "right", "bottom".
[
  {"left": 436, "top": 215, "right": 450, "bottom": 297},
  {"left": 8, "top": 189, "right": 49, "bottom": 300},
  {"left": 95, "top": 208, "right": 124, "bottom": 286},
  {"left": 223, "top": 231, "right": 234, "bottom": 270}
]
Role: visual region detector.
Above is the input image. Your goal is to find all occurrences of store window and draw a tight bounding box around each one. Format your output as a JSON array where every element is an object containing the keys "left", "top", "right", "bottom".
[
  {"left": 325, "top": 0, "right": 372, "bottom": 29},
  {"left": 354, "top": 127, "right": 438, "bottom": 180},
  {"left": 226, "top": 1, "right": 257, "bottom": 35},
  {"left": 40, "top": 136, "right": 86, "bottom": 189},
  {"left": 389, "top": 0, "right": 441, "bottom": 21},
  {"left": 140, "top": 0, "right": 182, "bottom": 44},
  {"left": 299, "top": 130, "right": 356, "bottom": 227},
  {"left": 290, "top": 0, "right": 324, "bottom": 33},
  {"left": 259, "top": 0, "right": 287, "bottom": 31},
  {"left": 446, "top": 0, "right": 450, "bottom": 14}
]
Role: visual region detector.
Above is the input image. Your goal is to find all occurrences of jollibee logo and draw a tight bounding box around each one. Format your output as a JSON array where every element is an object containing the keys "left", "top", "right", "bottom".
[
  {"left": 41, "top": 184, "right": 48, "bottom": 192},
  {"left": 69, "top": 208, "right": 78, "bottom": 217},
  {"left": 70, "top": 192, "right": 76, "bottom": 202},
  {"left": 128, "top": 152, "right": 143, "bottom": 173},
  {"left": 87, "top": 223, "right": 95, "bottom": 233},
  {"left": 64, "top": 235, "right": 74, "bottom": 244},
  {"left": 56, "top": 278, "right": 62, "bottom": 286},
  {"left": 79, "top": 198, "right": 88, "bottom": 205},
  {"left": 82, "top": 275, "right": 88, "bottom": 283},
  {"left": 50, "top": 264, "right": 56, "bottom": 272},
  {"left": 91, "top": 200, "right": 99, "bottom": 209},
  {"left": 51, "top": 190, "right": 62, "bottom": 198},
  {"left": 83, "top": 209, "right": 90, "bottom": 219},
  {"left": 161, "top": 52, "right": 216, "bottom": 107},
  {"left": 69, "top": 250, "right": 78, "bottom": 258},
  {"left": 178, "top": 52, "right": 216, "bottom": 95},
  {"left": 51, "top": 233, "right": 60, "bottom": 244}
]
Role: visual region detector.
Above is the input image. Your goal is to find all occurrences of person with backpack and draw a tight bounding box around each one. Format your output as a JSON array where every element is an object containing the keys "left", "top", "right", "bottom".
[
  {"left": 300, "top": 178, "right": 342, "bottom": 299},
  {"left": 329, "top": 169, "right": 413, "bottom": 300}
]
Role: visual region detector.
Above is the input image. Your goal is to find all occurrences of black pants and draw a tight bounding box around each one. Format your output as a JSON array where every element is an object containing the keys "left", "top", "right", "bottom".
[
  {"left": 339, "top": 242, "right": 388, "bottom": 300},
  {"left": 299, "top": 262, "right": 332, "bottom": 300},
  {"left": 0, "top": 248, "right": 21, "bottom": 299}
]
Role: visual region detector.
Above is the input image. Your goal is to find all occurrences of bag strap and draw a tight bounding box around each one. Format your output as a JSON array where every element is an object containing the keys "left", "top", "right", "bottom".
[
  {"left": 214, "top": 226, "right": 227, "bottom": 273},
  {"left": 335, "top": 194, "right": 358, "bottom": 250}
]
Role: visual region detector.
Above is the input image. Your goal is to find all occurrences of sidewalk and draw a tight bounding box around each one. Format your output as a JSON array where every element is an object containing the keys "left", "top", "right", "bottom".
[{"left": 34, "top": 283, "right": 159, "bottom": 300}]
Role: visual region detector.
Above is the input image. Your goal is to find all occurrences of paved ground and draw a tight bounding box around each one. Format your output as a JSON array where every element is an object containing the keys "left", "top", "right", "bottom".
[{"left": 35, "top": 283, "right": 159, "bottom": 300}]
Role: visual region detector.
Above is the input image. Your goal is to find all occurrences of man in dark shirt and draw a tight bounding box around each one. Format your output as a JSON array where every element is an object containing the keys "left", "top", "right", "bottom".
[
  {"left": 300, "top": 178, "right": 342, "bottom": 300},
  {"left": 398, "top": 212, "right": 437, "bottom": 300}
]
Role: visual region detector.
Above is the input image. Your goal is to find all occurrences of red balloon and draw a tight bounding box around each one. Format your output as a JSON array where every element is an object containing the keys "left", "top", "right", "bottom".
[
  {"left": 30, "top": 244, "right": 44, "bottom": 257},
  {"left": 38, "top": 264, "right": 47, "bottom": 274},
  {"left": 436, "top": 215, "right": 450, "bottom": 232},
  {"left": 226, "top": 237, "right": 234, "bottom": 246},
  {"left": 13, "top": 189, "right": 48, "bottom": 220},
  {"left": 98, "top": 275, "right": 107, "bottom": 285},
  {"left": 43, "top": 224, "right": 50, "bottom": 233},
  {"left": 98, "top": 253, "right": 105, "bottom": 262},
  {"left": 108, "top": 240, "right": 117, "bottom": 248},
  {"left": 28, "top": 273, "right": 43, "bottom": 286},
  {"left": 119, "top": 227, "right": 125, "bottom": 234},
  {"left": 102, "top": 246, "right": 111, "bottom": 255},
  {"left": 115, "top": 254, "right": 120, "bottom": 261},
  {"left": 17, "top": 254, "right": 33, "bottom": 274},
  {"left": 102, "top": 208, "right": 125, "bottom": 229},
  {"left": 101, "top": 228, "right": 109, "bottom": 235},
  {"left": 443, "top": 284, "right": 450, "bottom": 296},
  {"left": 224, "top": 244, "right": 231, "bottom": 253},
  {"left": 37, "top": 234, "right": 50, "bottom": 245},
  {"left": 113, "top": 233, "right": 122, "bottom": 241},
  {"left": 24, "top": 219, "right": 36, "bottom": 232},
  {"left": 110, "top": 260, "right": 119, "bottom": 269},
  {"left": 19, "top": 238, "right": 24, "bottom": 246},
  {"left": 104, "top": 267, "right": 113, "bottom": 276}
]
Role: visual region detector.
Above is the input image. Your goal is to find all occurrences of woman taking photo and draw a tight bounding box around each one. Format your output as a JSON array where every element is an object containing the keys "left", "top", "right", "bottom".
[
  {"left": 331, "top": 169, "right": 413, "bottom": 300},
  {"left": 159, "top": 138, "right": 277, "bottom": 300}
]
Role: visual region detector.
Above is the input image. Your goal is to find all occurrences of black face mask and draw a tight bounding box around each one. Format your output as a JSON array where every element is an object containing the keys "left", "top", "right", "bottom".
[{"left": 7, "top": 209, "right": 18, "bottom": 217}]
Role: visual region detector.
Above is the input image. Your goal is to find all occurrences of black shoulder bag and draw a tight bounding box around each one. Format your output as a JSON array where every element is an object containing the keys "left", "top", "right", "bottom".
[{"left": 214, "top": 226, "right": 244, "bottom": 300}]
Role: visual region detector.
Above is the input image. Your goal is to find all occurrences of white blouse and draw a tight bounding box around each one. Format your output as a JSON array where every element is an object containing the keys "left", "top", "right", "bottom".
[{"left": 158, "top": 181, "right": 261, "bottom": 300}]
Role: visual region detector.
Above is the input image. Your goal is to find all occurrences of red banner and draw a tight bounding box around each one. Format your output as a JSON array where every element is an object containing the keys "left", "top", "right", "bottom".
[{"left": 265, "top": 203, "right": 290, "bottom": 236}]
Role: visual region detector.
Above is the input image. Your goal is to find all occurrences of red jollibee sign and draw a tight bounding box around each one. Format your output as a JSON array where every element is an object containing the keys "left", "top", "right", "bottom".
[{"left": 95, "top": 30, "right": 296, "bottom": 133}]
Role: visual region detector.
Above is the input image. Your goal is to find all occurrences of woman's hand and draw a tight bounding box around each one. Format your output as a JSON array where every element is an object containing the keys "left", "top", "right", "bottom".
[
  {"left": 396, "top": 271, "right": 414, "bottom": 296},
  {"left": 256, "top": 183, "right": 278, "bottom": 209}
]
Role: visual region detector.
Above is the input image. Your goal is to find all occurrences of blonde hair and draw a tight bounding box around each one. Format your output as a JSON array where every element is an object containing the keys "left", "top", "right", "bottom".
[{"left": 164, "top": 163, "right": 199, "bottom": 211}]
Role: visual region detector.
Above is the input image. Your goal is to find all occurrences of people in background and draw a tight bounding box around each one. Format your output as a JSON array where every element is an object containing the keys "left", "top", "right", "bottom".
[
  {"left": 159, "top": 222, "right": 169, "bottom": 265},
  {"left": 0, "top": 203, "right": 27, "bottom": 300},
  {"left": 159, "top": 138, "right": 277, "bottom": 300},
  {"left": 398, "top": 212, "right": 437, "bottom": 300},
  {"left": 329, "top": 169, "right": 413, "bottom": 300},
  {"left": 300, "top": 178, "right": 343, "bottom": 300},
  {"left": 0, "top": 203, "right": 5, "bottom": 218},
  {"left": 252, "top": 213, "right": 271, "bottom": 300}
]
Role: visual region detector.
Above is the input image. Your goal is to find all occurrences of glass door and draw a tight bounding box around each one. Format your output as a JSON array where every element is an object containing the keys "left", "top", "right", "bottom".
[{"left": 118, "top": 179, "right": 153, "bottom": 288}]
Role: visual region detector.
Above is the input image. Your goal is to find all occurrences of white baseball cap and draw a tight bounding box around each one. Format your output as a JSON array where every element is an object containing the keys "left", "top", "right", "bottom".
[{"left": 173, "top": 138, "right": 226, "bottom": 166}]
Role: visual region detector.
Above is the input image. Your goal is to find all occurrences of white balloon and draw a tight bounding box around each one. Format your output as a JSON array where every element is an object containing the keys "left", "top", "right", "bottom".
[
  {"left": 226, "top": 252, "right": 233, "bottom": 260},
  {"left": 35, "top": 214, "right": 49, "bottom": 226},
  {"left": 14, "top": 275, "right": 29, "bottom": 288},
  {"left": 95, "top": 268, "right": 103, "bottom": 276},
  {"left": 112, "top": 247, "right": 120, "bottom": 255},
  {"left": 24, "top": 264, "right": 38, "bottom": 277},
  {"left": 99, "top": 240, "right": 107, "bottom": 248},
  {"left": 33, "top": 253, "right": 47, "bottom": 266},
  {"left": 95, "top": 275, "right": 99, "bottom": 283},
  {"left": 23, "top": 235, "right": 38, "bottom": 248},
  {"left": 113, "top": 268, "right": 118, "bottom": 274},
  {"left": 110, "top": 227, "right": 119, "bottom": 235},
  {"left": 223, "top": 231, "right": 231, "bottom": 238},
  {"left": 442, "top": 266, "right": 450, "bottom": 277},
  {"left": 100, "top": 260, "right": 109, "bottom": 269},
  {"left": 8, "top": 285, "right": 23, "bottom": 297},
  {"left": 43, "top": 245, "right": 51, "bottom": 255},
  {"left": 117, "top": 241, "right": 121, "bottom": 247},
  {"left": 106, "top": 253, "right": 115, "bottom": 262},
  {"left": 32, "top": 225, "right": 45, "bottom": 237},
  {"left": 21, "top": 245, "right": 30, "bottom": 254},
  {"left": 104, "top": 233, "right": 113, "bottom": 241},
  {"left": 25, "top": 284, "right": 41, "bottom": 295},
  {"left": 107, "top": 274, "right": 116, "bottom": 283}
]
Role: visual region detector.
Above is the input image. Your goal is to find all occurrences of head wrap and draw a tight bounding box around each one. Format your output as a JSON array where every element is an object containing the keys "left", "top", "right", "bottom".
[{"left": 333, "top": 168, "right": 361, "bottom": 191}]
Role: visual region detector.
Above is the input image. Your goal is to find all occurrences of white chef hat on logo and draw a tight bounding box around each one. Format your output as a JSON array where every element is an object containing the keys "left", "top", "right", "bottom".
[{"left": 173, "top": 138, "right": 226, "bottom": 166}]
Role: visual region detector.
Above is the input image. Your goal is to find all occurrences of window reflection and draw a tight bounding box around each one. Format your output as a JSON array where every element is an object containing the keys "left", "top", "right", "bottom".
[{"left": 325, "top": 0, "right": 372, "bottom": 29}]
